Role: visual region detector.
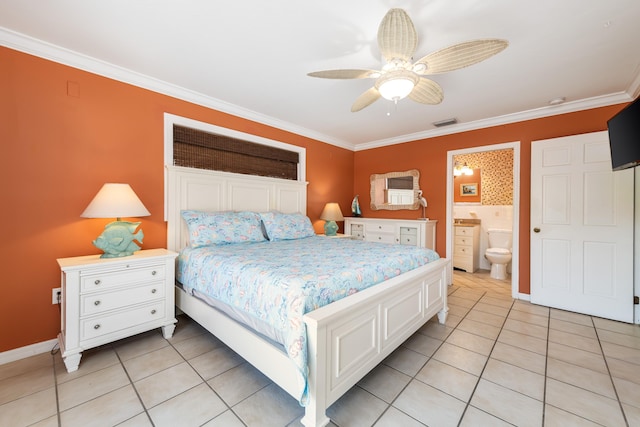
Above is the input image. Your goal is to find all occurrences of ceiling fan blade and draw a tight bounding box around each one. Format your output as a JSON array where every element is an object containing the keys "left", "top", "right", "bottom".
[
  {"left": 409, "top": 78, "right": 444, "bottom": 105},
  {"left": 377, "top": 8, "right": 418, "bottom": 62},
  {"left": 351, "top": 87, "right": 381, "bottom": 112},
  {"left": 307, "top": 69, "right": 379, "bottom": 79},
  {"left": 415, "top": 39, "right": 508, "bottom": 75}
]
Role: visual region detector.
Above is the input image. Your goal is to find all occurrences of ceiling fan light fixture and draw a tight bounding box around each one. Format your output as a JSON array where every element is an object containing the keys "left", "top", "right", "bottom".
[
  {"left": 378, "top": 78, "right": 415, "bottom": 101},
  {"left": 376, "top": 69, "right": 419, "bottom": 101}
]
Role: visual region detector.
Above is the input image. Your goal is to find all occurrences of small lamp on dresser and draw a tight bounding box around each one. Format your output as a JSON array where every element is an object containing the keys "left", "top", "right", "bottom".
[
  {"left": 320, "top": 202, "right": 344, "bottom": 236},
  {"left": 81, "top": 183, "right": 151, "bottom": 258}
]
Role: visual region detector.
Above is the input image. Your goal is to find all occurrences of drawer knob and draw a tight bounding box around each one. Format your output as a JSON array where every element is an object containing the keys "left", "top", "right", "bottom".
[
  {"left": 94, "top": 279, "right": 101, "bottom": 285},
  {"left": 151, "top": 288, "right": 157, "bottom": 294},
  {"left": 94, "top": 324, "right": 101, "bottom": 330},
  {"left": 151, "top": 309, "right": 157, "bottom": 315},
  {"left": 151, "top": 270, "right": 157, "bottom": 276},
  {"left": 94, "top": 300, "right": 101, "bottom": 306}
]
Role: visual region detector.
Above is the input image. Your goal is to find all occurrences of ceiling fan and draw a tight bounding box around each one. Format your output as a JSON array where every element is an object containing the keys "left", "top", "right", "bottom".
[{"left": 308, "top": 8, "right": 508, "bottom": 112}]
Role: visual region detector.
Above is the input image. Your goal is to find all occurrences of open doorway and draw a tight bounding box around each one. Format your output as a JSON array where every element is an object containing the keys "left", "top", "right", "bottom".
[{"left": 445, "top": 142, "right": 521, "bottom": 299}]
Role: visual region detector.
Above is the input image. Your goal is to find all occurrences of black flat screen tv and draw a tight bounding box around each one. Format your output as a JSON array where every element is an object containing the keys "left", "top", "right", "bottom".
[{"left": 607, "top": 97, "right": 640, "bottom": 171}]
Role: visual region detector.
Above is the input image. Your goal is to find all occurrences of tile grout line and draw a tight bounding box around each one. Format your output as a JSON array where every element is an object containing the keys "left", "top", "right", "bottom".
[
  {"left": 164, "top": 328, "right": 251, "bottom": 427},
  {"left": 456, "top": 290, "right": 516, "bottom": 426},
  {"left": 49, "top": 343, "right": 62, "bottom": 427},
  {"left": 363, "top": 284, "right": 488, "bottom": 427},
  {"left": 541, "top": 305, "right": 550, "bottom": 426},
  {"left": 111, "top": 343, "right": 156, "bottom": 427},
  {"left": 591, "top": 317, "right": 631, "bottom": 427}
]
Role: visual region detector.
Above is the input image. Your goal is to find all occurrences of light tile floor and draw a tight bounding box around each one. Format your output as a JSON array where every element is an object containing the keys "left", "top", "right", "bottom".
[{"left": 2, "top": 270, "right": 640, "bottom": 426}]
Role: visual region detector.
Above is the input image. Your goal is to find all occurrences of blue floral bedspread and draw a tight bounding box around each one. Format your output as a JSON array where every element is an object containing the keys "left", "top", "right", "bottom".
[{"left": 177, "top": 236, "right": 440, "bottom": 404}]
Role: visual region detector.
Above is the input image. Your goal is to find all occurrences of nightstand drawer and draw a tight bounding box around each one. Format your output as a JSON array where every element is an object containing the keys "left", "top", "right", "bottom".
[
  {"left": 81, "top": 265, "right": 165, "bottom": 293},
  {"left": 81, "top": 301, "right": 165, "bottom": 340},
  {"left": 80, "top": 282, "right": 165, "bottom": 316}
]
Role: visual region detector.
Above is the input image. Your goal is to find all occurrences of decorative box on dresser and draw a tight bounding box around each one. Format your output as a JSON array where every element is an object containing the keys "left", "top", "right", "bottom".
[
  {"left": 57, "top": 248, "right": 178, "bottom": 372},
  {"left": 344, "top": 217, "right": 437, "bottom": 251},
  {"left": 453, "top": 223, "right": 481, "bottom": 272}
]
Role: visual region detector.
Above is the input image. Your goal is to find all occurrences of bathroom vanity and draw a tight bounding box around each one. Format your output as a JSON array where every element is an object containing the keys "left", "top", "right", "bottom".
[{"left": 453, "top": 219, "right": 481, "bottom": 273}]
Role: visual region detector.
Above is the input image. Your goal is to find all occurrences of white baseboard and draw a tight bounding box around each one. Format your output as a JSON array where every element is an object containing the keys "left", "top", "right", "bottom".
[
  {"left": 0, "top": 339, "right": 58, "bottom": 366},
  {"left": 517, "top": 293, "right": 531, "bottom": 301}
]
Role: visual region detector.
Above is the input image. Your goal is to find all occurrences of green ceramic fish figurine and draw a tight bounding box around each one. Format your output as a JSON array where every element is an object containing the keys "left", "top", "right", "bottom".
[{"left": 93, "top": 221, "right": 144, "bottom": 258}]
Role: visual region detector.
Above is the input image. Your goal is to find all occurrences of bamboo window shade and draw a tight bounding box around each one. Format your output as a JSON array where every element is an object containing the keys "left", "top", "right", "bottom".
[{"left": 173, "top": 125, "right": 299, "bottom": 180}]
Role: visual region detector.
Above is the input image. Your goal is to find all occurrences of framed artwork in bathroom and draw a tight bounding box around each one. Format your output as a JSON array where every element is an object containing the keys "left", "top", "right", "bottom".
[{"left": 460, "top": 183, "right": 478, "bottom": 196}]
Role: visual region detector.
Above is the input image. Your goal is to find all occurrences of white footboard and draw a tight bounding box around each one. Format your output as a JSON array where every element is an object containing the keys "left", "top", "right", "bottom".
[{"left": 301, "top": 258, "right": 449, "bottom": 427}]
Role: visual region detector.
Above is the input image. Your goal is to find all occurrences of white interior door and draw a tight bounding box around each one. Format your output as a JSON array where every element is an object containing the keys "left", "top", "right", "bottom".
[{"left": 530, "top": 131, "right": 634, "bottom": 322}]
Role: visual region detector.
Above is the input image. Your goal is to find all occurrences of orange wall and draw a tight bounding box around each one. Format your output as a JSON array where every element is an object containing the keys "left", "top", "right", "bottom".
[
  {"left": 0, "top": 47, "right": 354, "bottom": 352},
  {"left": 354, "top": 104, "right": 628, "bottom": 295}
]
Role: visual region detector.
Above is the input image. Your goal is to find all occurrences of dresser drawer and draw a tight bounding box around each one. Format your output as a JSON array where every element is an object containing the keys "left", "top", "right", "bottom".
[
  {"left": 365, "top": 223, "right": 395, "bottom": 234},
  {"left": 366, "top": 232, "right": 396, "bottom": 244},
  {"left": 81, "top": 301, "right": 165, "bottom": 341},
  {"left": 350, "top": 223, "right": 365, "bottom": 240},
  {"left": 80, "top": 282, "right": 165, "bottom": 316},
  {"left": 455, "top": 226, "right": 475, "bottom": 236},
  {"left": 399, "top": 234, "right": 417, "bottom": 245},
  {"left": 81, "top": 264, "right": 165, "bottom": 293},
  {"left": 399, "top": 226, "right": 417, "bottom": 236}
]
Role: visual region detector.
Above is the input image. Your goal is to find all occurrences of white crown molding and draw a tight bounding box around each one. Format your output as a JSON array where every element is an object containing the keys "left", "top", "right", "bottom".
[
  {"left": 355, "top": 92, "right": 634, "bottom": 151},
  {"left": 0, "top": 27, "right": 355, "bottom": 151},
  {"left": 2, "top": 27, "right": 636, "bottom": 153}
]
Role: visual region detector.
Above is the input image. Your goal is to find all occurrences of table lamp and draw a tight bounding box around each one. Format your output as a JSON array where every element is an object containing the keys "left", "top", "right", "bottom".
[
  {"left": 81, "top": 183, "right": 151, "bottom": 258},
  {"left": 320, "top": 202, "right": 344, "bottom": 236}
]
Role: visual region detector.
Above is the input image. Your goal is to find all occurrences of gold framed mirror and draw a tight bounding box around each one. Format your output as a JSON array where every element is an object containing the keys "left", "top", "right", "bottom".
[{"left": 370, "top": 169, "right": 421, "bottom": 210}]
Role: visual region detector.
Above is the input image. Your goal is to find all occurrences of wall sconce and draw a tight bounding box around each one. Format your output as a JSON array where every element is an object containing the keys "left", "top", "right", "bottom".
[
  {"left": 81, "top": 183, "right": 150, "bottom": 258},
  {"left": 453, "top": 162, "right": 473, "bottom": 176},
  {"left": 320, "top": 202, "right": 344, "bottom": 236}
]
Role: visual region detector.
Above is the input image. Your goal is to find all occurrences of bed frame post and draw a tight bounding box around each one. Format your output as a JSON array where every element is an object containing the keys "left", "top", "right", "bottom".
[{"left": 302, "top": 319, "right": 330, "bottom": 427}]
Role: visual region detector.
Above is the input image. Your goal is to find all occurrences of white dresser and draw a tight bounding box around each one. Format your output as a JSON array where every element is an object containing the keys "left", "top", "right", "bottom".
[
  {"left": 57, "top": 248, "right": 178, "bottom": 372},
  {"left": 344, "top": 217, "right": 437, "bottom": 251},
  {"left": 453, "top": 224, "right": 480, "bottom": 272}
]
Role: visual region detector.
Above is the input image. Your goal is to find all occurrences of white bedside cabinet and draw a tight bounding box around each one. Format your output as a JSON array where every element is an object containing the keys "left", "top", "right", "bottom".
[{"left": 57, "top": 248, "right": 178, "bottom": 372}]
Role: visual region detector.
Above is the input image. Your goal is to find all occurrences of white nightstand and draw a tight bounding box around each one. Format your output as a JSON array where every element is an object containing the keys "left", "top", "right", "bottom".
[
  {"left": 319, "top": 233, "right": 352, "bottom": 239},
  {"left": 57, "top": 248, "right": 178, "bottom": 372}
]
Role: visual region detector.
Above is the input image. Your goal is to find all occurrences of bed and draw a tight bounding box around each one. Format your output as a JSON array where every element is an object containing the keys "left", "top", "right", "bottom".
[{"left": 166, "top": 165, "right": 450, "bottom": 427}]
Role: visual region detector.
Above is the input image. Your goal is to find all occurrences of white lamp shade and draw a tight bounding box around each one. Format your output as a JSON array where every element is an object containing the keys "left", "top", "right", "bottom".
[
  {"left": 320, "top": 202, "right": 344, "bottom": 221},
  {"left": 81, "top": 183, "right": 150, "bottom": 218}
]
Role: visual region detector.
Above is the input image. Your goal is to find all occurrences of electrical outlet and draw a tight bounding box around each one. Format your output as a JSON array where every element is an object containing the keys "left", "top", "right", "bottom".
[{"left": 52, "top": 288, "right": 61, "bottom": 305}]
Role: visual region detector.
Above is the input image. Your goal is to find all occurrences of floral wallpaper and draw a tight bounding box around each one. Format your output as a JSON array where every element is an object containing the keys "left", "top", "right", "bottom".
[{"left": 454, "top": 149, "right": 513, "bottom": 205}]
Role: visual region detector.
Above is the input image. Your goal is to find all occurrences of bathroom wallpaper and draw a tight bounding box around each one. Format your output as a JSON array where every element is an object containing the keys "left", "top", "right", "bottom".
[{"left": 454, "top": 149, "right": 513, "bottom": 205}]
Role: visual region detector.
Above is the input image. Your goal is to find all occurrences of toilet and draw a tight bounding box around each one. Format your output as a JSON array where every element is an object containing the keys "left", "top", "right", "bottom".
[{"left": 485, "top": 229, "right": 512, "bottom": 280}]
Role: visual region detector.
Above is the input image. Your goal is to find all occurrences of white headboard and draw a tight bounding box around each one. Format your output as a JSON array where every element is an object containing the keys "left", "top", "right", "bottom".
[{"left": 166, "top": 166, "right": 308, "bottom": 252}]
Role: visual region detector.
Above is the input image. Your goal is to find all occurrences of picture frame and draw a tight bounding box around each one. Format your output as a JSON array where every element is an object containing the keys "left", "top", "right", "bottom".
[{"left": 460, "top": 183, "right": 478, "bottom": 196}]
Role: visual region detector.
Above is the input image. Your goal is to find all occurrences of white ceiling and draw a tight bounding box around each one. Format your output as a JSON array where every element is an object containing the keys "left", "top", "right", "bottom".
[{"left": 1, "top": 0, "right": 639, "bottom": 151}]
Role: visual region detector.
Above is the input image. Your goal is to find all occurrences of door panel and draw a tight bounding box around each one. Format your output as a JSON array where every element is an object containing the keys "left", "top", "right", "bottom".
[{"left": 531, "top": 131, "right": 634, "bottom": 322}]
